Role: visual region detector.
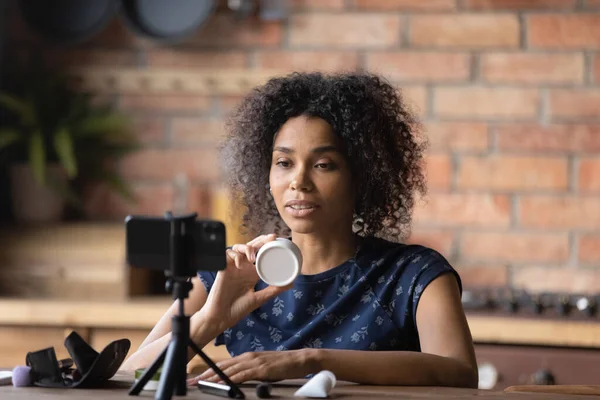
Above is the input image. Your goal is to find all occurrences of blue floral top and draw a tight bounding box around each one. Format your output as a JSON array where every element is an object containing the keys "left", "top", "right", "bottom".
[{"left": 198, "top": 237, "right": 461, "bottom": 356}]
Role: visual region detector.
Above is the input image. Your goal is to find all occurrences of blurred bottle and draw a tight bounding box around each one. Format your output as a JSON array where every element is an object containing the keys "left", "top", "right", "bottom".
[{"left": 259, "top": 0, "right": 288, "bottom": 21}]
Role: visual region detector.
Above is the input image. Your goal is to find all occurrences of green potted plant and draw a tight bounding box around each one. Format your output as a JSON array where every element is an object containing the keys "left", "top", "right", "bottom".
[{"left": 0, "top": 62, "right": 139, "bottom": 224}]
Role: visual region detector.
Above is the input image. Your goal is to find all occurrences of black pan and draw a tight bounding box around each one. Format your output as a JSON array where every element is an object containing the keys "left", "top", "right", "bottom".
[
  {"left": 19, "top": 0, "right": 119, "bottom": 45},
  {"left": 121, "top": 0, "right": 216, "bottom": 43}
]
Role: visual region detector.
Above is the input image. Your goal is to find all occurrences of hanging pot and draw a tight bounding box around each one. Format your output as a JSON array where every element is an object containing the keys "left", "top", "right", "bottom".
[
  {"left": 19, "top": 0, "right": 119, "bottom": 45},
  {"left": 120, "top": 0, "right": 216, "bottom": 44}
]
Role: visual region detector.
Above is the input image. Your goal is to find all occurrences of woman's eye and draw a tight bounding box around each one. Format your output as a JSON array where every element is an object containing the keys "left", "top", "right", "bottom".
[
  {"left": 276, "top": 160, "right": 290, "bottom": 167},
  {"left": 316, "top": 163, "right": 334, "bottom": 170}
]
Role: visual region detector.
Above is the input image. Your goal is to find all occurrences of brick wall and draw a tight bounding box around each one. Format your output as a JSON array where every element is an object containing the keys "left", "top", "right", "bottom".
[{"left": 5, "top": 0, "right": 600, "bottom": 293}]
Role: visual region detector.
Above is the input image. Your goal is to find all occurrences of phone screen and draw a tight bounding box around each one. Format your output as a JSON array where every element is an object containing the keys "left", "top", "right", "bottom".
[{"left": 125, "top": 215, "right": 227, "bottom": 275}]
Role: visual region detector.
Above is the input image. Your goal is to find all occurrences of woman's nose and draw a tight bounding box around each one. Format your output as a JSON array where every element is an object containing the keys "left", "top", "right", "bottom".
[{"left": 290, "top": 167, "right": 313, "bottom": 192}]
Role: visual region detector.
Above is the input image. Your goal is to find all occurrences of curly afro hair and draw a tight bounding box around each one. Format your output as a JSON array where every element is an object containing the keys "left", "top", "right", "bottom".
[{"left": 220, "top": 71, "right": 428, "bottom": 242}]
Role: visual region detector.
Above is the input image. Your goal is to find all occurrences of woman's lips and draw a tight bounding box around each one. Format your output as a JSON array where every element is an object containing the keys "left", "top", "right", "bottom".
[{"left": 285, "top": 200, "right": 319, "bottom": 218}]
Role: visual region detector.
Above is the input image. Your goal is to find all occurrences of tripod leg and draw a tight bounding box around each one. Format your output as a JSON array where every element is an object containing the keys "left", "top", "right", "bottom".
[
  {"left": 189, "top": 340, "right": 245, "bottom": 399},
  {"left": 128, "top": 346, "right": 167, "bottom": 395},
  {"left": 175, "top": 335, "right": 188, "bottom": 396},
  {"left": 155, "top": 337, "right": 180, "bottom": 400}
]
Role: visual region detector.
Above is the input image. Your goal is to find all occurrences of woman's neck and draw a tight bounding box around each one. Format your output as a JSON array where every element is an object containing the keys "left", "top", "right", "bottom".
[{"left": 291, "top": 229, "right": 359, "bottom": 276}]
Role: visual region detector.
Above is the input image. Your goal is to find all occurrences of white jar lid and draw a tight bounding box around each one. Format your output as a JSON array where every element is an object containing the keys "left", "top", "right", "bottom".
[{"left": 256, "top": 238, "right": 302, "bottom": 287}]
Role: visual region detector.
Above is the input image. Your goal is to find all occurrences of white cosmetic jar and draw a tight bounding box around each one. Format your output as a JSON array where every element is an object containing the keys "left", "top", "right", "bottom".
[{"left": 255, "top": 238, "right": 302, "bottom": 287}]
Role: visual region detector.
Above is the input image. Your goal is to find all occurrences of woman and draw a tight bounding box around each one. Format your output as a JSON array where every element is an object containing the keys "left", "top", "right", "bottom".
[{"left": 122, "top": 72, "right": 478, "bottom": 388}]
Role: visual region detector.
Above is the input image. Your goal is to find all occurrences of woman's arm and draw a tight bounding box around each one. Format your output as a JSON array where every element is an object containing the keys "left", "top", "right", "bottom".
[
  {"left": 138, "top": 277, "right": 209, "bottom": 350},
  {"left": 315, "top": 273, "right": 478, "bottom": 387},
  {"left": 193, "top": 273, "right": 478, "bottom": 388},
  {"left": 121, "top": 277, "right": 216, "bottom": 371},
  {"left": 122, "top": 234, "right": 288, "bottom": 371}
]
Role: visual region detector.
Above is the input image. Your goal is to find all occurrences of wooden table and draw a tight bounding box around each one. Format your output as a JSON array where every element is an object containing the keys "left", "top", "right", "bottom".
[{"left": 0, "top": 373, "right": 593, "bottom": 399}]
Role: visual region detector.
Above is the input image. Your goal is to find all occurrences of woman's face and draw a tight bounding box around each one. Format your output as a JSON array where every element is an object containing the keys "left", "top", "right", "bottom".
[{"left": 269, "top": 115, "right": 355, "bottom": 235}]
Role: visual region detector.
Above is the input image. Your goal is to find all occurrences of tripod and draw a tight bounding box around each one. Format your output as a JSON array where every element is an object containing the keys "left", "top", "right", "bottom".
[{"left": 129, "top": 212, "right": 244, "bottom": 400}]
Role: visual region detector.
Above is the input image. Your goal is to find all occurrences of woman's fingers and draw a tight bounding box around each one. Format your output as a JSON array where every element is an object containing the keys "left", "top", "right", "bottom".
[
  {"left": 229, "top": 234, "right": 277, "bottom": 266},
  {"left": 247, "top": 233, "right": 277, "bottom": 262},
  {"left": 187, "top": 358, "right": 242, "bottom": 385},
  {"left": 225, "top": 249, "right": 241, "bottom": 269}
]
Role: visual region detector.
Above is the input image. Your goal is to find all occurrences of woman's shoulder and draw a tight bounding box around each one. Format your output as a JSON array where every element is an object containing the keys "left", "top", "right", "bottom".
[
  {"left": 358, "top": 236, "right": 460, "bottom": 290},
  {"left": 358, "top": 236, "right": 451, "bottom": 268}
]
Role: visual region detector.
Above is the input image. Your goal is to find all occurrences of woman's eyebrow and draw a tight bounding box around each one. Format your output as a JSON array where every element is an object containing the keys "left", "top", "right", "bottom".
[
  {"left": 273, "top": 146, "right": 293, "bottom": 154},
  {"left": 272, "top": 145, "right": 338, "bottom": 154}
]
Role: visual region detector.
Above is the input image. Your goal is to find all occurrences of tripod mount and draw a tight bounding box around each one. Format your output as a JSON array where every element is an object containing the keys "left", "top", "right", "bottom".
[{"left": 129, "top": 212, "right": 244, "bottom": 400}]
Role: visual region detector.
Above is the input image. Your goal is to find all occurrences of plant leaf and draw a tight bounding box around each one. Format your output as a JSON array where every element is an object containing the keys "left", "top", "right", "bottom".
[
  {"left": 0, "top": 128, "right": 20, "bottom": 149},
  {"left": 0, "top": 93, "right": 35, "bottom": 125},
  {"left": 76, "top": 113, "right": 130, "bottom": 138},
  {"left": 28, "top": 129, "right": 45, "bottom": 184},
  {"left": 96, "top": 170, "right": 137, "bottom": 202},
  {"left": 53, "top": 126, "right": 77, "bottom": 178}
]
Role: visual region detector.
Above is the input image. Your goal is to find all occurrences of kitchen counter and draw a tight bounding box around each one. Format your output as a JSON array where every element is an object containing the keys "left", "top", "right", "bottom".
[{"left": 0, "top": 297, "right": 598, "bottom": 348}]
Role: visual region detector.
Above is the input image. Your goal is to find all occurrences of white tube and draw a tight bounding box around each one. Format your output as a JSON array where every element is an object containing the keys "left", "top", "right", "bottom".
[{"left": 294, "top": 370, "right": 336, "bottom": 398}]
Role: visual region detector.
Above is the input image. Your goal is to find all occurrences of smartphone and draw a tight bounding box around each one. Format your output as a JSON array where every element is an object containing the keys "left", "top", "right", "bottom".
[{"left": 125, "top": 215, "right": 227, "bottom": 276}]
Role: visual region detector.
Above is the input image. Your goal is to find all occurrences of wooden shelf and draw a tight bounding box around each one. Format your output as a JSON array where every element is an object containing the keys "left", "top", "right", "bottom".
[
  {"left": 0, "top": 297, "right": 170, "bottom": 329},
  {"left": 70, "top": 67, "right": 287, "bottom": 95},
  {"left": 467, "top": 315, "right": 600, "bottom": 348}
]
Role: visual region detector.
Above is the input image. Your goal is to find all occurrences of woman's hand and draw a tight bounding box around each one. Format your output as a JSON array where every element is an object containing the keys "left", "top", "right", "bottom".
[
  {"left": 187, "top": 349, "right": 320, "bottom": 385},
  {"left": 198, "top": 234, "right": 292, "bottom": 334}
]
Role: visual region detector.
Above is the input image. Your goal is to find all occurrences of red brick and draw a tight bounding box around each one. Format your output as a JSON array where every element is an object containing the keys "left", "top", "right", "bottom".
[
  {"left": 354, "top": 0, "right": 456, "bottom": 10},
  {"left": 187, "top": 185, "right": 212, "bottom": 217},
  {"left": 481, "top": 53, "right": 583, "bottom": 84},
  {"left": 586, "top": 0, "right": 600, "bottom": 8},
  {"left": 82, "top": 183, "right": 174, "bottom": 220},
  {"left": 461, "top": 232, "right": 569, "bottom": 263},
  {"left": 435, "top": 87, "right": 539, "bottom": 119},
  {"left": 146, "top": 50, "right": 248, "bottom": 69},
  {"left": 289, "top": 14, "right": 401, "bottom": 48},
  {"left": 528, "top": 15, "right": 600, "bottom": 49},
  {"left": 293, "top": 0, "right": 346, "bottom": 9},
  {"left": 255, "top": 51, "right": 360, "bottom": 72},
  {"left": 463, "top": 0, "right": 577, "bottom": 9},
  {"left": 406, "top": 228, "right": 455, "bottom": 256},
  {"left": 519, "top": 196, "right": 600, "bottom": 229},
  {"left": 579, "top": 159, "right": 600, "bottom": 192},
  {"left": 367, "top": 52, "right": 471, "bottom": 82},
  {"left": 120, "top": 149, "right": 220, "bottom": 182},
  {"left": 513, "top": 267, "right": 600, "bottom": 294},
  {"left": 410, "top": 15, "right": 519, "bottom": 48},
  {"left": 413, "top": 194, "right": 511, "bottom": 227},
  {"left": 171, "top": 118, "right": 227, "bottom": 145},
  {"left": 549, "top": 89, "right": 600, "bottom": 119},
  {"left": 48, "top": 49, "right": 137, "bottom": 67},
  {"left": 455, "top": 265, "right": 509, "bottom": 288},
  {"left": 401, "top": 86, "right": 428, "bottom": 117},
  {"left": 425, "top": 122, "right": 489, "bottom": 151},
  {"left": 131, "top": 116, "right": 167, "bottom": 145},
  {"left": 457, "top": 155, "right": 568, "bottom": 191},
  {"left": 119, "top": 95, "right": 211, "bottom": 113},
  {"left": 190, "top": 14, "right": 283, "bottom": 47},
  {"left": 496, "top": 124, "right": 600, "bottom": 153},
  {"left": 578, "top": 234, "right": 600, "bottom": 263},
  {"left": 218, "top": 96, "right": 244, "bottom": 115},
  {"left": 426, "top": 154, "right": 452, "bottom": 191},
  {"left": 168, "top": 176, "right": 213, "bottom": 216}
]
